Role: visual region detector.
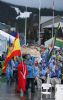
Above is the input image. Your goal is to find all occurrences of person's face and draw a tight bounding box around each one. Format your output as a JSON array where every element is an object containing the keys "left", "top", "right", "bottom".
[{"left": 30, "top": 62, "right": 32, "bottom": 65}]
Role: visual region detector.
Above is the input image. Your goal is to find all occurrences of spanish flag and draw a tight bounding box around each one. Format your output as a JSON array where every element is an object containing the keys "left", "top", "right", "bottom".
[{"left": 2, "top": 33, "right": 21, "bottom": 73}]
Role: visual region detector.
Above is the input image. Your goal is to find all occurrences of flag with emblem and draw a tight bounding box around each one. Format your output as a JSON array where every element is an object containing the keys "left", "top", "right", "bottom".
[{"left": 2, "top": 33, "right": 21, "bottom": 73}]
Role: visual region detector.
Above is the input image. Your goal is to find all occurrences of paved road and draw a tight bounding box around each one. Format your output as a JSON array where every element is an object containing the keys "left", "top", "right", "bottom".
[{"left": 0, "top": 77, "right": 55, "bottom": 100}]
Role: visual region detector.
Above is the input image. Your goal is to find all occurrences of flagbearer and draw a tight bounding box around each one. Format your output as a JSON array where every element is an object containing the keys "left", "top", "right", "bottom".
[
  {"left": 2, "top": 33, "right": 28, "bottom": 94},
  {"left": 16, "top": 60, "right": 28, "bottom": 93}
]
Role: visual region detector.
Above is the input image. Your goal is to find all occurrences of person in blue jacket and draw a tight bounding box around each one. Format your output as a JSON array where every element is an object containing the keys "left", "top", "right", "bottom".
[
  {"left": 6, "top": 62, "right": 13, "bottom": 84},
  {"left": 34, "top": 61, "right": 42, "bottom": 89},
  {"left": 41, "top": 62, "right": 47, "bottom": 83},
  {"left": 50, "top": 66, "right": 61, "bottom": 87},
  {"left": 26, "top": 59, "right": 35, "bottom": 93}
]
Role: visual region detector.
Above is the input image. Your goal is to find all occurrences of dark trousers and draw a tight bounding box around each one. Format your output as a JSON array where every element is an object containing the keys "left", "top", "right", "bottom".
[
  {"left": 61, "top": 80, "right": 63, "bottom": 84},
  {"left": 26, "top": 78, "right": 35, "bottom": 93},
  {"left": 13, "top": 70, "right": 18, "bottom": 85}
]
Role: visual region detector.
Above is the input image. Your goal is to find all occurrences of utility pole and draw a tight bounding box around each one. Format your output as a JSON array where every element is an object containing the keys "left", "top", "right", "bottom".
[
  {"left": 25, "top": 6, "right": 27, "bottom": 45},
  {"left": 38, "top": 0, "right": 41, "bottom": 45},
  {"left": 52, "top": 0, "right": 54, "bottom": 43}
]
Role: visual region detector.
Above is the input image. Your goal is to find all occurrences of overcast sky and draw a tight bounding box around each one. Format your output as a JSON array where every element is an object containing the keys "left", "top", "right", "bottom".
[{"left": 1, "top": 0, "right": 63, "bottom": 11}]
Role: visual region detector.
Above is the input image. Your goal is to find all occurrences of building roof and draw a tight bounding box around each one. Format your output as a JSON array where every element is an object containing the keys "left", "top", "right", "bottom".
[
  {"left": 41, "top": 16, "right": 63, "bottom": 28},
  {"left": 0, "top": 22, "right": 10, "bottom": 30},
  {"left": 40, "top": 16, "right": 53, "bottom": 24}
]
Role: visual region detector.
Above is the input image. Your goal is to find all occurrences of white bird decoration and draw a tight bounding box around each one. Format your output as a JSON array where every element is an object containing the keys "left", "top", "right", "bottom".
[
  {"left": 16, "top": 11, "right": 32, "bottom": 19},
  {"left": 11, "top": 6, "right": 32, "bottom": 19}
]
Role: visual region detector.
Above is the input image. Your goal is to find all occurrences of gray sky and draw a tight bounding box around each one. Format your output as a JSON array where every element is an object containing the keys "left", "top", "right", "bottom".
[{"left": 1, "top": 0, "right": 63, "bottom": 11}]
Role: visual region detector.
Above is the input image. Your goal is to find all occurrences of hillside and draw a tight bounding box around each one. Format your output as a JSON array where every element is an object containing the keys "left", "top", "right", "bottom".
[{"left": 0, "top": 1, "right": 63, "bottom": 32}]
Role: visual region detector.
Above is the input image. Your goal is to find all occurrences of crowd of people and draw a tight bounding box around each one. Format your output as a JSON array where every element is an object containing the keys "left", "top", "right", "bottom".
[
  {"left": 41, "top": 47, "right": 63, "bottom": 88},
  {"left": 0, "top": 47, "right": 63, "bottom": 95}
]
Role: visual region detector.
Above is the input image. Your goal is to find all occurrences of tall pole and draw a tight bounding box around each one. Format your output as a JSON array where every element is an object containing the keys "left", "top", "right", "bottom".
[
  {"left": 52, "top": 0, "right": 54, "bottom": 40},
  {"left": 25, "top": 16, "right": 27, "bottom": 45},
  {"left": 38, "top": 0, "right": 41, "bottom": 45},
  {"left": 25, "top": 7, "right": 27, "bottom": 45}
]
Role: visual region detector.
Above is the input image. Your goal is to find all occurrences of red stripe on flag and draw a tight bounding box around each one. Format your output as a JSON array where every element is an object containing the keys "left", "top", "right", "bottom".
[{"left": 4, "top": 50, "right": 21, "bottom": 66}]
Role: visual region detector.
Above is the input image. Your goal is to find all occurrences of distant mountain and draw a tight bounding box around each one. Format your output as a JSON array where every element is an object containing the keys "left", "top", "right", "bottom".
[{"left": 0, "top": 1, "right": 63, "bottom": 33}]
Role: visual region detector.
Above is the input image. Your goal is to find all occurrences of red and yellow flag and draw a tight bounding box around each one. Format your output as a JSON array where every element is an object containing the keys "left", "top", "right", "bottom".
[{"left": 2, "top": 33, "right": 21, "bottom": 73}]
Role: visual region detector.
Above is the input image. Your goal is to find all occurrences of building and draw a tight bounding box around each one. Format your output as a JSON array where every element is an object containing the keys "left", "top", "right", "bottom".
[
  {"left": 41, "top": 16, "right": 63, "bottom": 29},
  {"left": 0, "top": 22, "right": 10, "bottom": 32},
  {"left": 40, "top": 16, "right": 63, "bottom": 44}
]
